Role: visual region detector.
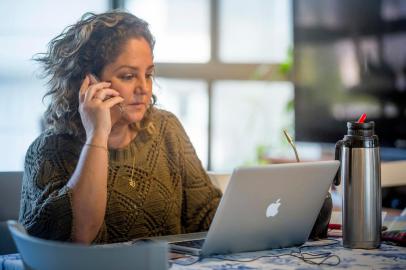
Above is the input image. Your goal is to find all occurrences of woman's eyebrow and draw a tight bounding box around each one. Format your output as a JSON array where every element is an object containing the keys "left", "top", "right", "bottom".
[
  {"left": 147, "top": 65, "right": 155, "bottom": 72},
  {"left": 114, "top": 64, "right": 155, "bottom": 72}
]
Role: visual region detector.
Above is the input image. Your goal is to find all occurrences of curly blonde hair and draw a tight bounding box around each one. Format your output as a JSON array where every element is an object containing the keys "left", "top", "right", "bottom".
[{"left": 35, "top": 10, "right": 156, "bottom": 139}]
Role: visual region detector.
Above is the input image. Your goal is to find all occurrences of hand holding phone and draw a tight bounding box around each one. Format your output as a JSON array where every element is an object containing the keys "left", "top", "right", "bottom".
[
  {"left": 89, "top": 74, "right": 125, "bottom": 113},
  {"left": 89, "top": 73, "right": 126, "bottom": 125},
  {"left": 78, "top": 74, "right": 124, "bottom": 139}
]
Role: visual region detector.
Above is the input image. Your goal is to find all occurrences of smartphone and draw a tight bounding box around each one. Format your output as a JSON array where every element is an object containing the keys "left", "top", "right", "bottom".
[
  {"left": 89, "top": 73, "right": 101, "bottom": 84},
  {"left": 89, "top": 73, "right": 125, "bottom": 113}
]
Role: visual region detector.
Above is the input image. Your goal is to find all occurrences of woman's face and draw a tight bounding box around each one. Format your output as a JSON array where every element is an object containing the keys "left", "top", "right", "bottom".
[{"left": 101, "top": 37, "right": 154, "bottom": 125}]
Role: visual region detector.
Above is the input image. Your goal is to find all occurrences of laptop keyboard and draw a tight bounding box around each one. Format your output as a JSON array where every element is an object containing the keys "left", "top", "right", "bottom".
[{"left": 173, "top": 239, "right": 205, "bottom": 249}]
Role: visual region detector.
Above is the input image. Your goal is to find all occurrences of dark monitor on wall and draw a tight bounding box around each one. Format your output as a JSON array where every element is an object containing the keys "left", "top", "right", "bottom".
[{"left": 293, "top": 0, "right": 406, "bottom": 160}]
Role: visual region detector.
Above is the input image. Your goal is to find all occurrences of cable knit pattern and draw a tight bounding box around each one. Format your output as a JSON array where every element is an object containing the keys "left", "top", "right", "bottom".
[{"left": 19, "top": 109, "right": 222, "bottom": 244}]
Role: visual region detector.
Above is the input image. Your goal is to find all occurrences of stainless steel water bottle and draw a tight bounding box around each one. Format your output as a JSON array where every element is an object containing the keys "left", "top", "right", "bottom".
[{"left": 335, "top": 121, "right": 381, "bottom": 249}]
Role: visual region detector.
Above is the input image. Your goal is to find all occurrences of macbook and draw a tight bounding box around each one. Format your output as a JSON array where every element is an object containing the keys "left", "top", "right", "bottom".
[{"left": 169, "top": 160, "right": 340, "bottom": 256}]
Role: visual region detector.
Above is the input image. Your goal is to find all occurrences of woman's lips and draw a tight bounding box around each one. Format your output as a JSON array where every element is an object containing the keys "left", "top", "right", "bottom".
[
  {"left": 127, "top": 102, "right": 146, "bottom": 110},
  {"left": 116, "top": 101, "right": 146, "bottom": 114}
]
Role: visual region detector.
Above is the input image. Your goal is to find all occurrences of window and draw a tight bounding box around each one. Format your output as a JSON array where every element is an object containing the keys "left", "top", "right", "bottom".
[
  {"left": 125, "top": 0, "right": 210, "bottom": 62},
  {"left": 219, "top": 0, "right": 292, "bottom": 63},
  {"left": 125, "top": 0, "right": 293, "bottom": 171},
  {"left": 0, "top": 0, "right": 293, "bottom": 171},
  {"left": 212, "top": 81, "right": 293, "bottom": 171},
  {"left": 0, "top": 1, "right": 109, "bottom": 171}
]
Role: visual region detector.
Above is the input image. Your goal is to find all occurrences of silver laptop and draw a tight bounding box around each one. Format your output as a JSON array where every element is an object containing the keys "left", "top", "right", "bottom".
[{"left": 169, "top": 160, "right": 340, "bottom": 257}]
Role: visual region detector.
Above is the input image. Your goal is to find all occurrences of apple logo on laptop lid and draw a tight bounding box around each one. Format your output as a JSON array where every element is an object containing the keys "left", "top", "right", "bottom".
[{"left": 266, "top": 198, "right": 281, "bottom": 218}]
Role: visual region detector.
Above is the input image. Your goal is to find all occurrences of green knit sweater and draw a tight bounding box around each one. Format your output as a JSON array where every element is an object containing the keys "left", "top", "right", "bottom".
[{"left": 19, "top": 109, "right": 222, "bottom": 244}]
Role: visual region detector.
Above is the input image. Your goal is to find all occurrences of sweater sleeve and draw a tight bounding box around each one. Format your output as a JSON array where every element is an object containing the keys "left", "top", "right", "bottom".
[
  {"left": 165, "top": 113, "right": 222, "bottom": 233},
  {"left": 18, "top": 133, "right": 108, "bottom": 243}
]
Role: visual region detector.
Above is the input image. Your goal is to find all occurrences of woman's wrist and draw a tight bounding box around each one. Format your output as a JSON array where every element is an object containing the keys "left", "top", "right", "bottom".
[
  {"left": 86, "top": 133, "right": 109, "bottom": 148},
  {"left": 84, "top": 143, "right": 108, "bottom": 152}
]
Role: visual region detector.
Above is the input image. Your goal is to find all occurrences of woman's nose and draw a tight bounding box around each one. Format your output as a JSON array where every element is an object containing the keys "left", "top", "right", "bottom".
[{"left": 134, "top": 77, "right": 148, "bottom": 95}]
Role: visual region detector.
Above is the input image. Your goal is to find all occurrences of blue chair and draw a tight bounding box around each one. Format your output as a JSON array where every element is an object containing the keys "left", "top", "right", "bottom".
[
  {"left": 0, "top": 171, "right": 23, "bottom": 255},
  {"left": 7, "top": 221, "right": 168, "bottom": 270}
]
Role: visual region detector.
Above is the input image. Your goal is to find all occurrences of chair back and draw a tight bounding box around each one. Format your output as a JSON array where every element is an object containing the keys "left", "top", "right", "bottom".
[
  {"left": 207, "top": 171, "right": 231, "bottom": 193},
  {"left": 7, "top": 221, "right": 168, "bottom": 270},
  {"left": 0, "top": 171, "right": 23, "bottom": 255},
  {"left": 0, "top": 171, "right": 23, "bottom": 221}
]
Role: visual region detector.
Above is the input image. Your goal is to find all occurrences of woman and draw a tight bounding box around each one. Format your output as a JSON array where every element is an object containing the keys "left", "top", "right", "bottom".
[
  {"left": 19, "top": 10, "right": 222, "bottom": 244},
  {"left": 20, "top": 10, "right": 331, "bottom": 245}
]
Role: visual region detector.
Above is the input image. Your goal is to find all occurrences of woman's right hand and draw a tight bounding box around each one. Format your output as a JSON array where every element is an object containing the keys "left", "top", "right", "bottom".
[{"left": 78, "top": 75, "right": 124, "bottom": 141}]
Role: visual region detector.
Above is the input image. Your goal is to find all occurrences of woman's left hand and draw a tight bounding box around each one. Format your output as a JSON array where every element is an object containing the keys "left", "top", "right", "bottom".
[{"left": 78, "top": 75, "right": 124, "bottom": 141}]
